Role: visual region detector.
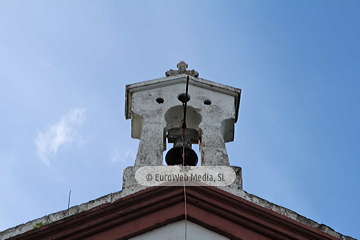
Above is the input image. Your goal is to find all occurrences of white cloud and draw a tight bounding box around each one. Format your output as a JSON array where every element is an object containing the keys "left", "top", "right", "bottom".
[
  {"left": 110, "top": 148, "right": 136, "bottom": 164},
  {"left": 35, "top": 108, "right": 86, "bottom": 165},
  {"left": 110, "top": 149, "right": 120, "bottom": 163}
]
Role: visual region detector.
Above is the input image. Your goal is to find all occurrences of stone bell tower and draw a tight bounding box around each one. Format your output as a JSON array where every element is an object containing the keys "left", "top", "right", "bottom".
[{"left": 123, "top": 61, "right": 241, "bottom": 192}]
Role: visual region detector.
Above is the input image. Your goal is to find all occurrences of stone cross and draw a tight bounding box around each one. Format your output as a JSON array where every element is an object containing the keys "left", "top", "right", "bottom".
[{"left": 165, "top": 61, "right": 199, "bottom": 78}]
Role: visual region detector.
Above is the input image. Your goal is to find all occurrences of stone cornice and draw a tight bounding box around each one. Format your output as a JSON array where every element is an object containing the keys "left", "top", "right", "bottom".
[{"left": 3, "top": 185, "right": 354, "bottom": 240}]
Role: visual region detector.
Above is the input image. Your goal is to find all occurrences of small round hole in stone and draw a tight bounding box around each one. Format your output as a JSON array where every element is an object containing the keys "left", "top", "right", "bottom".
[
  {"left": 204, "top": 99, "right": 211, "bottom": 105},
  {"left": 156, "top": 98, "right": 164, "bottom": 104},
  {"left": 178, "top": 93, "right": 190, "bottom": 103}
]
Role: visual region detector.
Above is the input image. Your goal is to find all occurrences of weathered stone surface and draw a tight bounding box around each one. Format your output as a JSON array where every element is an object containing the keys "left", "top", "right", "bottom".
[
  {"left": 125, "top": 74, "right": 241, "bottom": 167},
  {"left": 165, "top": 61, "right": 199, "bottom": 78}
]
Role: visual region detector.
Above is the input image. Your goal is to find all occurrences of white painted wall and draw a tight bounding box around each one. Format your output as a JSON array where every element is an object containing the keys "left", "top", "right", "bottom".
[{"left": 130, "top": 220, "right": 229, "bottom": 240}]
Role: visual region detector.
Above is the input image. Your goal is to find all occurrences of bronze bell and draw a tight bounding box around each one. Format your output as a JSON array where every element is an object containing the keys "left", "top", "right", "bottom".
[{"left": 165, "top": 128, "right": 199, "bottom": 166}]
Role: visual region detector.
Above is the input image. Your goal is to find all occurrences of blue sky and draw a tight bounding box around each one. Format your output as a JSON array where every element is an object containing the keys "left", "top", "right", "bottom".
[{"left": 1, "top": 0, "right": 359, "bottom": 238}]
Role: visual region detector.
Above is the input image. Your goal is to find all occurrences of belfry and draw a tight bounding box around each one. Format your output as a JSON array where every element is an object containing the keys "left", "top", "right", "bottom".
[{"left": 125, "top": 61, "right": 240, "bottom": 166}]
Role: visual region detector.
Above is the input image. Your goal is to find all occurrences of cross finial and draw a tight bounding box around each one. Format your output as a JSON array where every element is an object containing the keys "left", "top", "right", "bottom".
[
  {"left": 177, "top": 61, "right": 188, "bottom": 73},
  {"left": 166, "top": 61, "right": 199, "bottom": 78}
]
